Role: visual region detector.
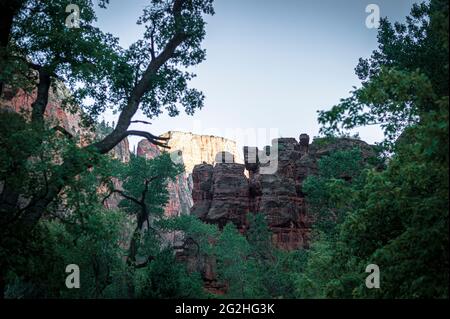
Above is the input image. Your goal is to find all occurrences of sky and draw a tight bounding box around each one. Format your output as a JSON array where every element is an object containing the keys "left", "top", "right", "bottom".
[{"left": 94, "top": 0, "right": 419, "bottom": 152}]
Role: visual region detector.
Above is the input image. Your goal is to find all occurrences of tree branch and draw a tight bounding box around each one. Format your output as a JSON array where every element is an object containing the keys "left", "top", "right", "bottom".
[
  {"left": 90, "top": 0, "right": 188, "bottom": 154},
  {"left": 102, "top": 189, "right": 141, "bottom": 207},
  {"left": 123, "top": 130, "right": 171, "bottom": 148},
  {"left": 130, "top": 120, "right": 152, "bottom": 125},
  {"left": 31, "top": 68, "right": 51, "bottom": 123}
]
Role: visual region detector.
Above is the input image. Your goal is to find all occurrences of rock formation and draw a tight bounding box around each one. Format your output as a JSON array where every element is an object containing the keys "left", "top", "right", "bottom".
[
  {"left": 137, "top": 132, "right": 241, "bottom": 217},
  {"left": 191, "top": 134, "right": 374, "bottom": 250},
  {"left": 160, "top": 131, "right": 241, "bottom": 173},
  {"left": 1, "top": 84, "right": 92, "bottom": 144},
  {"left": 191, "top": 152, "right": 249, "bottom": 229},
  {"left": 187, "top": 134, "right": 374, "bottom": 294}
]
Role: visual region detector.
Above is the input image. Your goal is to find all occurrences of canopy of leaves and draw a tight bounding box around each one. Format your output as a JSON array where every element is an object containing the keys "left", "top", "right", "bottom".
[
  {"left": 318, "top": 0, "right": 448, "bottom": 149},
  {"left": 299, "top": 0, "right": 449, "bottom": 299}
]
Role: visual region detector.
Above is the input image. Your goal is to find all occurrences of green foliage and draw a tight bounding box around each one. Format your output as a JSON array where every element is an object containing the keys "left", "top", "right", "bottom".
[
  {"left": 4, "top": 207, "right": 130, "bottom": 299},
  {"left": 1, "top": 0, "right": 219, "bottom": 299},
  {"left": 299, "top": 0, "right": 449, "bottom": 299},
  {"left": 296, "top": 147, "right": 371, "bottom": 298},
  {"left": 116, "top": 153, "right": 183, "bottom": 218},
  {"left": 6, "top": 0, "right": 122, "bottom": 123},
  {"left": 247, "top": 213, "right": 272, "bottom": 259},
  {"left": 121, "top": 0, "right": 215, "bottom": 119},
  {"left": 2, "top": 0, "right": 448, "bottom": 300},
  {"left": 214, "top": 215, "right": 304, "bottom": 299},
  {"left": 318, "top": 0, "right": 448, "bottom": 148},
  {"left": 159, "top": 213, "right": 219, "bottom": 255},
  {"left": 0, "top": 131, "right": 200, "bottom": 299},
  {"left": 215, "top": 222, "right": 251, "bottom": 298},
  {"left": 49, "top": 208, "right": 129, "bottom": 299},
  {"left": 343, "top": 107, "right": 449, "bottom": 298},
  {"left": 137, "top": 249, "right": 205, "bottom": 299},
  {"left": 303, "top": 148, "right": 369, "bottom": 238},
  {"left": 95, "top": 119, "right": 114, "bottom": 139}
]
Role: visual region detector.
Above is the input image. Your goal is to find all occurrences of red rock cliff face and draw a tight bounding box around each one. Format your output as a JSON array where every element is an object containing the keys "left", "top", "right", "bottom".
[
  {"left": 188, "top": 134, "right": 374, "bottom": 294},
  {"left": 191, "top": 157, "right": 249, "bottom": 230},
  {"left": 191, "top": 134, "right": 374, "bottom": 250},
  {"left": 1, "top": 85, "right": 91, "bottom": 143}
]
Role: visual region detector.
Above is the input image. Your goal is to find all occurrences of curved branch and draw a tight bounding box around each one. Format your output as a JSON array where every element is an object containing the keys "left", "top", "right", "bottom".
[
  {"left": 125, "top": 130, "right": 170, "bottom": 149},
  {"left": 130, "top": 120, "right": 152, "bottom": 125},
  {"left": 102, "top": 189, "right": 141, "bottom": 207}
]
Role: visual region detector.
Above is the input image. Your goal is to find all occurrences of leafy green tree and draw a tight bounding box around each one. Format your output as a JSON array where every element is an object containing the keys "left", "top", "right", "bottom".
[
  {"left": 301, "top": 0, "right": 449, "bottom": 298},
  {"left": 2, "top": 143, "right": 131, "bottom": 298},
  {"left": 214, "top": 214, "right": 303, "bottom": 299},
  {"left": 48, "top": 208, "right": 129, "bottom": 299},
  {"left": 106, "top": 153, "right": 182, "bottom": 268},
  {"left": 215, "top": 222, "right": 252, "bottom": 298},
  {"left": 302, "top": 147, "right": 369, "bottom": 239},
  {"left": 137, "top": 248, "right": 205, "bottom": 299},
  {"left": 246, "top": 213, "right": 298, "bottom": 298},
  {"left": 295, "top": 147, "right": 370, "bottom": 298},
  {"left": 341, "top": 116, "right": 449, "bottom": 298},
  {"left": 160, "top": 213, "right": 219, "bottom": 258},
  {"left": 318, "top": 0, "right": 448, "bottom": 149},
  {"left": 1, "top": 0, "right": 215, "bottom": 236},
  {"left": 0, "top": 0, "right": 215, "bottom": 297}
]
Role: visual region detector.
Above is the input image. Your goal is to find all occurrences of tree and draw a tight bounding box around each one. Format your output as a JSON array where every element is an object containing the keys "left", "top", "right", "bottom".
[
  {"left": 214, "top": 222, "right": 252, "bottom": 298},
  {"left": 1, "top": 143, "right": 130, "bottom": 298},
  {"left": 213, "top": 214, "right": 302, "bottom": 299},
  {"left": 246, "top": 213, "right": 300, "bottom": 298},
  {"left": 295, "top": 147, "right": 372, "bottom": 298},
  {"left": 301, "top": 0, "right": 449, "bottom": 298},
  {"left": 137, "top": 248, "right": 205, "bottom": 299},
  {"left": 302, "top": 147, "right": 369, "bottom": 240},
  {"left": 1, "top": 0, "right": 214, "bottom": 231},
  {"left": 318, "top": 0, "right": 448, "bottom": 149},
  {"left": 0, "top": 0, "right": 215, "bottom": 296},
  {"left": 105, "top": 153, "right": 182, "bottom": 268},
  {"left": 102, "top": 152, "right": 182, "bottom": 298}
]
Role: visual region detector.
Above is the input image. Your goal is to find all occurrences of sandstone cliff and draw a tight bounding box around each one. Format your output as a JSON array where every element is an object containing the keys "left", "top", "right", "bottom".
[
  {"left": 137, "top": 132, "right": 240, "bottom": 217},
  {"left": 1, "top": 85, "right": 90, "bottom": 142},
  {"left": 191, "top": 134, "right": 374, "bottom": 250},
  {"left": 160, "top": 131, "right": 241, "bottom": 173}
]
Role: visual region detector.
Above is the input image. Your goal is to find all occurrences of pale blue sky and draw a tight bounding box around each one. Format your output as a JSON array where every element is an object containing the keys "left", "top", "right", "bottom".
[{"left": 95, "top": 0, "right": 419, "bottom": 151}]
